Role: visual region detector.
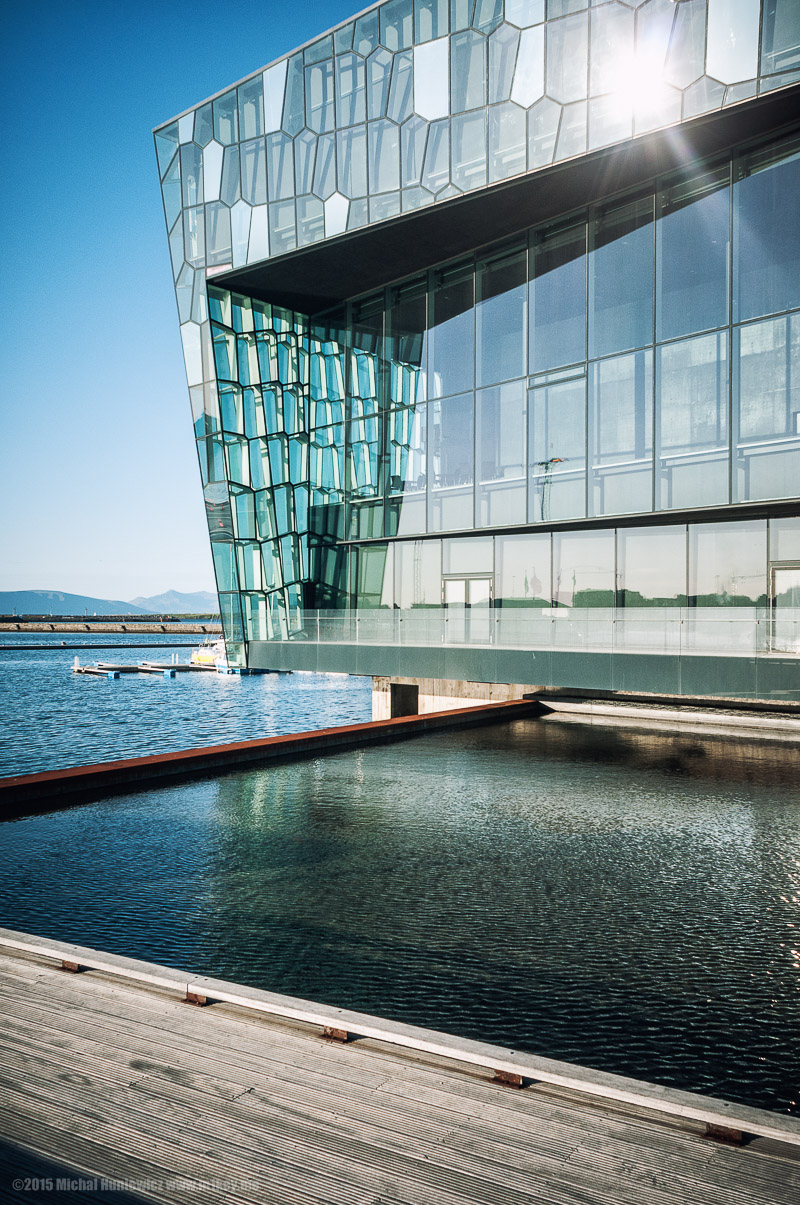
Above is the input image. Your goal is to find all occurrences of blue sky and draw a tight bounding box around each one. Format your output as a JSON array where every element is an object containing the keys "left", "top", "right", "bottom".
[{"left": 1, "top": 0, "right": 357, "bottom": 601}]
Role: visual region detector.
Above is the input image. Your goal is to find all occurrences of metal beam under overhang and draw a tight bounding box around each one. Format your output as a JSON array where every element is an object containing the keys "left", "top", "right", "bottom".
[{"left": 212, "top": 85, "right": 800, "bottom": 316}]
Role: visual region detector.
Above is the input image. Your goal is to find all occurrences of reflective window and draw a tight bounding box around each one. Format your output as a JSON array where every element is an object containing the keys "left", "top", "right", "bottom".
[
  {"left": 387, "top": 277, "right": 427, "bottom": 403},
  {"left": 429, "top": 394, "right": 474, "bottom": 530},
  {"left": 476, "top": 246, "right": 526, "bottom": 386},
  {"left": 443, "top": 537, "right": 492, "bottom": 574},
  {"left": 771, "top": 516, "right": 800, "bottom": 561},
  {"left": 429, "top": 261, "right": 474, "bottom": 397},
  {"left": 335, "top": 53, "right": 365, "bottom": 127},
  {"left": 451, "top": 110, "right": 487, "bottom": 192},
  {"left": 395, "top": 539, "right": 442, "bottom": 606},
  {"left": 369, "top": 119, "right": 400, "bottom": 192},
  {"left": 734, "top": 137, "right": 800, "bottom": 322},
  {"left": 450, "top": 31, "right": 487, "bottom": 112},
  {"left": 590, "top": 350, "right": 653, "bottom": 517},
  {"left": 476, "top": 381, "right": 526, "bottom": 526},
  {"left": 238, "top": 77, "right": 264, "bottom": 141},
  {"left": 553, "top": 530, "right": 614, "bottom": 607},
  {"left": 546, "top": 11, "right": 588, "bottom": 104},
  {"left": 761, "top": 0, "right": 800, "bottom": 76},
  {"left": 689, "top": 520, "right": 767, "bottom": 606},
  {"left": 354, "top": 543, "right": 393, "bottom": 606},
  {"left": 590, "top": 195, "right": 654, "bottom": 358},
  {"left": 415, "top": 0, "right": 448, "bottom": 43},
  {"left": 529, "top": 377, "right": 586, "bottom": 522},
  {"left": 530, "top": 220, "right": 586, "bottom": 372},
  {"left": 241, "top": 139, "right": 267, "bottom": 204},
  {"left": 617, "top": 526, "right": 687, "bottom": 607},
  {"left": 657, "top": 333, "right": 729, "bottom": 510},
  {"left": 734, "top": 313, "right": 800, "bottom": 502},
  {"left": 495, "top": 534, "right": 550, "bottom": 607},
  {"left": 656, "top": 167, "right": 730, "bottom": 342}
]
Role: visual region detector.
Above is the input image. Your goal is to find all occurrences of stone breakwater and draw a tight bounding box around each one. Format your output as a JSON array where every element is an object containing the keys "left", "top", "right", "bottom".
[{"left": 0, "top": 622, "right": 222, "bottom": 634}]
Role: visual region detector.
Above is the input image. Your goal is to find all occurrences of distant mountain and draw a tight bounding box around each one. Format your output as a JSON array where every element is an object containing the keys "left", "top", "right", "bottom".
[
  {"left": 0, "top": 590, "right": 152, "bottom": 616},
  {"left": 129, "top": 590, "right": 219, "bottom": 614}
]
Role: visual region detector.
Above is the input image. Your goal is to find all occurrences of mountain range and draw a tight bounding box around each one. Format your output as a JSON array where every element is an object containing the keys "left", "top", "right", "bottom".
[{"left": 0, "top": 589, "right": 219, "bottom": 616}]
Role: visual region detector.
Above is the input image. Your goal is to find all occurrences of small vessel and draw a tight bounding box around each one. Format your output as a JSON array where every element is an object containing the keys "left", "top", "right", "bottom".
[{"left": 190, "top": 637, "right": 228, "bottom": 669}]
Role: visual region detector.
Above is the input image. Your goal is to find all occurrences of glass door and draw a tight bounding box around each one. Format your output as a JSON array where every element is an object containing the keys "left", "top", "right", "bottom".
[
  {"left": 443, "top": 576, "right": 493, "bottom": 643},
  {"left": 771, "top": 564, "right": 800, "bottom": 653}
]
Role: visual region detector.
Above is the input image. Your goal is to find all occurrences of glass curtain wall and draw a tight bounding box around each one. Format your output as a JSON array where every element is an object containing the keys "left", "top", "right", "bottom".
[{"left": 203, "top": 132, "right": 800, "bottom": 638}]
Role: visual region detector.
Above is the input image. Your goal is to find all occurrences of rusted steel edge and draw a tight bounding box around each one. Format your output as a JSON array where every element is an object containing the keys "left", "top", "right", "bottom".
[
  {"left": 1, "top": 926, "right": 798, "bottom": 1148},
  {"left": 0, "top": 699, "right": 546, "bottom": 815}
]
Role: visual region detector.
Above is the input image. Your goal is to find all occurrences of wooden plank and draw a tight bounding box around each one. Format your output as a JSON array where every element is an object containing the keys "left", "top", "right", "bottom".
[{"left": 0, "top": 945, "right": 798, "bottom": 1205}]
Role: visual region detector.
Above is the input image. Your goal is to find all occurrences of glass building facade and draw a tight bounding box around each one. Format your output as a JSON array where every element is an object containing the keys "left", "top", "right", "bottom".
[{"left": 157, "top": 0, "right": 800, "bottom": 698}]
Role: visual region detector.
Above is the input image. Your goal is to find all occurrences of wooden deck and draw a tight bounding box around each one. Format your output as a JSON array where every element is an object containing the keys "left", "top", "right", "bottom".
[{"left": 0, "top": 946, "right": 798, "bottom": 1205}]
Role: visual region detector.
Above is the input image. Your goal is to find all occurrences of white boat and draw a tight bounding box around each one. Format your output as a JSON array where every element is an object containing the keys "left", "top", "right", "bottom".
[{"left": 190, "top": 638, "right": 228, "bottom": 669}]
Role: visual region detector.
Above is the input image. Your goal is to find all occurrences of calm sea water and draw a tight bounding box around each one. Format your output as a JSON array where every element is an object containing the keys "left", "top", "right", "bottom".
[
  {"left": 0, "top": 636, "right": 372, "bottom": 776},
  {"left": 1, "top": 639, "right": 799, "bottom": 1114}
]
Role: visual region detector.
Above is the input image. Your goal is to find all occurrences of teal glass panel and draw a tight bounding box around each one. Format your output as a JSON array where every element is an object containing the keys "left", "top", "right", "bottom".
[
  {"left": 213, "top": 91, "right": 238, "bottom": 145},
  {"left": 354, "top": 9, "right": 379, "bottom": 55},
  {"left": 282, "top": 55, "right": 305, "bottom": 136},
  {"left": 416, "top": 0, "right": 448, "bottom": 42},
  {"left": 238, "top": 77, "right": 264, "bottom": 140},
  {"left": 387, "top": 53, "right": 413, "bottom": 126},
  {"left": 220, "top": 146, "right": 241, "bottom": 205},
  {"left": 617, "top": 526, "right": 687, "bottom": 607},
  {"left": 656, "top": 167, "right": 730, "bottom": 342},
  {"left": 451, "top": 31, "right": 487, "bottom": 111},
  {"left": 155, "top": 123, "right": 178, "bottom": 177},
  {"left": 380, "top": 0, "right": 413, "bottom": 50},
  {"left": 495, "top": 533, "right": 550, "bottom": 607},
  {"left": 530, "top": 220, "right": 587, "bottom": 373},
  {"left": 161, "top": 156, "right": 181, "bottom": 229},
  {"left": 529, "top": 377, "right": 586, "bottom": 522},
  {"left": 205, "top": 202, "right": 232, "bottom": 266},
  {"left": 589, "top": 350, "right": 653, "bottom": 518},
  {"left": 305, "top": 59, "right": 335, "bottom": 133},
  {"left": 241, "top": 139, "right": 267, "bottom": 204},
  {"left": 267, "top": 133, "right": 294, "bottom": 201},
  {"left": 367, "top": 47, "right": 393, "bottom": 119},
  {"left": 369, "top": 120, "right": 400, "bottom": 192},
  {"left": 734, "top": 136, "right": 800, "bottom": 322},
  {"left": 336, "top": 52, "right": 365, "bottom": 126},
  {"left": 734, "top": 313, "right": 800, "bottom": 502},
  {"left": 590, "top": 194, "right": 654, "bottom": 358},
  {"left": 477, "top": 245, "right": 526, "bottom": 386},
  {"left": 294, "top": 130, "right": 317, "bottom": 195},
  {"left": 689, "top": 520, "right": 767, "bottom": 606},
  {"left": 553, "top": 530, "right": 614, "bottom": 607},
  {"left": 429, "top": 261, "right": 474, "bottom": 398},
  {"left": 354, "top": 543, "right": 394, "bottom": 607},
  {"left": 387, "top": 277, "right": 426, "bottom": 403},
  {"left": 212, "top": 543, "right": 238, "bottom": 593},
  {"left": 657, "top": 333, "right": 729, "bottom": 511},
  {"left": 452, "top": 110, "right": 487, "bottom": 191},
  {"left": 180, "top": 143, "right": 203, "bottom": 207},
  {"left": 193, "top": 104, "right": 213, "bottom": 147},
  {"left": 219, "top": 384, "right": 244, "bottom": 433}
]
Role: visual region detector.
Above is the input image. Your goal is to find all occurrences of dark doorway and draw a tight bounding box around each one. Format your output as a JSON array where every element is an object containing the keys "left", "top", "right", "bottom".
[{"left": 390, "top": 683, "right": 419, "bottom": 717}]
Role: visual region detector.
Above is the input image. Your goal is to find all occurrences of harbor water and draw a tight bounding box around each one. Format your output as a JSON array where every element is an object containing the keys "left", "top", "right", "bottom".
[{"left": 1, "top": 637, "right": 799, "bottom": 1114}]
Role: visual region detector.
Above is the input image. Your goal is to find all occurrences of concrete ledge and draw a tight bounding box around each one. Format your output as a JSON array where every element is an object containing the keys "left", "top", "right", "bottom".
[
  {"left": 541, "top": 698, "right": 800, "bottom": 736},
  {"left": 0, "top": 698, "right": 544, "bottom": 817},
  {"left": 1, "top": 926, "right": 797, "bottom": 1148}
]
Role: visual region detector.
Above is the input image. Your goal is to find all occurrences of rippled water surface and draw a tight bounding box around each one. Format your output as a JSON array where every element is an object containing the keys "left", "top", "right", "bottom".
[
  {"left": 1, "top": 699, "right": 799, "bottom": 1115},
  {"left": 0, "top": 636, "right": 372, "bottom": 775}
]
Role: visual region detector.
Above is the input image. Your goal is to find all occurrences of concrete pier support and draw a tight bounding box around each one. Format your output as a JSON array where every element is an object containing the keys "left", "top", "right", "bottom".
[{"left": 372, "top": 677, "right": 542, "bottom": 720}]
